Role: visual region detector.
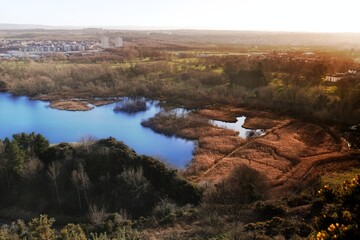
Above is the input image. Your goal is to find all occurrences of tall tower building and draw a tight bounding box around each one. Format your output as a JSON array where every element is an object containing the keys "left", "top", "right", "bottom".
[
  {"left": 101, "top": 36, "right": 109, "bottom": 49},
  {"left": 115, "top": 37, "right": 123, "bottom": 48}
]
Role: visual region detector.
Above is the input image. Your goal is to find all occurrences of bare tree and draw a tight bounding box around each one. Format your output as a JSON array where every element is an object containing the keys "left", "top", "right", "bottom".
[
  {"left": 47, "top": 162, "right": 61, "bottom": 209},
  {"left": 21, "top": 157, "right": 43, "bottom": 182},
  {"left": 79, "top": 135, "right": 97, "bottom": 151},
  {"left": 72, "top": 163, "right": 90, "bottom": 207},
  {"left": 71, "top": 170, "right": 82, "bottom": 210}
]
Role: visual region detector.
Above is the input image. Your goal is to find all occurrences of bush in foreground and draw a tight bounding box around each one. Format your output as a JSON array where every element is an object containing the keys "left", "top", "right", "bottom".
[
  {"left": 205, "top": 164, "right": 268, "bottom": 216},
  {"left": 0, "top": 215, "right": 143, "bottom": 240},
  {"left": 311, "top": 175, "right": 360, "bottom": 239}
]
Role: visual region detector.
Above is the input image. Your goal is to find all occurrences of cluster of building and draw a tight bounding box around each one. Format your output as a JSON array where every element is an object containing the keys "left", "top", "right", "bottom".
[
  {"left": 101, "top": 36, "right": 123, "bottom": 49},
  {"left": 325, "top": 70, "right": 359, "bottom": 82},
  {"left": 0, "top": 36, "right": 123, "bottom": 59}
]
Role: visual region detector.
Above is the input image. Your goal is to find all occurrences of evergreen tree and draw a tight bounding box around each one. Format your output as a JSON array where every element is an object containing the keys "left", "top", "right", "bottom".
[
  {"left": 34, "top": 133, "right": 50, "bottom": 159},
  {"left": 3, "top": 138, "right": 25, "bottom": 176}
]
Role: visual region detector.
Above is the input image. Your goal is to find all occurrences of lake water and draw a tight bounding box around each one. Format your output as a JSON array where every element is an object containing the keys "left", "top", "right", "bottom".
[
  {"left": 212, "top": 117, "right": 265, "bottom": 138},
  {"left": 0, "top": 93, "right": 194, "bottom": 168}
]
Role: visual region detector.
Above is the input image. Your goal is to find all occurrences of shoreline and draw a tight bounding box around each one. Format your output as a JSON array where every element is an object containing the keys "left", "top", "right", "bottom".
[
  {"left": 33, "top": 93, "right": 123, "bottom": 111},
  {"left": 1, "top": 91, "right": 357, "bottom": 198},
  {"left": 141, "top": 105, "right": 356, "bottom": 199}
]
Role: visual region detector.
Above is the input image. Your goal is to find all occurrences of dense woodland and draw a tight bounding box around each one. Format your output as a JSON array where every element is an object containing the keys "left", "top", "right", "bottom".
[{"left": 0, "top": 133, "right": 200, "bottom": 217}]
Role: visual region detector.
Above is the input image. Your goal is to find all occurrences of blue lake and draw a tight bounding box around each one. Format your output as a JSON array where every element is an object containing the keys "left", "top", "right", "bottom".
[{"left": 0, "top": 93, "right": 194, "bottom": 168}]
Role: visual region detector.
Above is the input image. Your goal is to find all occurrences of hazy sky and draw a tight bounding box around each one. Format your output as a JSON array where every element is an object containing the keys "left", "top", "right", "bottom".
[{"left": 1, "top": 0, "right": 358, "bottom": 32}]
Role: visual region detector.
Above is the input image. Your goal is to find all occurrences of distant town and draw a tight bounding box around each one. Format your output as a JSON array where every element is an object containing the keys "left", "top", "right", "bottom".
[{"left": 0, "top": 36, "right": 123, "bottom": 59}]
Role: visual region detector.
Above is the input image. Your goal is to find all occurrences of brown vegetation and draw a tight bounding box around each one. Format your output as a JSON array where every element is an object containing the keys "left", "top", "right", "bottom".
[
  {"left": 113, "top": 99, "right": 147, "bottom": 113},
  {"left": 142, "top": 107, "right": 355, "bottom": 201},
  {"left": 50, "top": 101, "right": 93, "bottom": 111},
  {"left": 140, "top": 104, "right": 356, "bottom": 200}
]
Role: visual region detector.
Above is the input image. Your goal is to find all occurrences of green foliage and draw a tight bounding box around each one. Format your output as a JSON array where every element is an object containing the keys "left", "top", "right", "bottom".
[
  {"left": 0, "top": 215, "right": 142, "bottom": 240},
  {"left": 286, "top": 193, "right": 312, "bottom": 207},
  {"left": 60, "top": 223, "right": 87, "bottom": 240},
  {"left": 136, "top": 155, "right": 202, "bottom": 206},
  {"left": 0, "top": 134, "right": 201, "bottom": 220},
  {"left": 3, "top": 138, "right": 25, "bottom": 175},
  {"left": 311, "top": 175, "right": 360, "bottom": 239},
  {"left": 230, "top": 68, "right": 267, "bottom": 89},
  {"left": 33, "top": 134, "right": 50, "bottom": 159},
  {"left": 254, "top": 200, "right": 287, "bottom": 220},
  {"left": 244, "top": 217, "right": 312, "bottom": 239},
  {"left": 0, "top": 225, "right": 20, "bottom": 240},
  {"left": 152, "top": 198, "right": 177, "bottom": 225},
  {"left": 89, "top": 227, "right": 143, "bottom": 240},
  {"left": 90, "top": 232, "right": 110, "bottom": 240},
  {"left": 11, "top": 132, "right": 49, "bottom": 159},
  {"left": 28, "top": 215, "right": 56, "bottom": 240},
  {"left": 110, "top": 227, "right": 143, "bottom": 240}
]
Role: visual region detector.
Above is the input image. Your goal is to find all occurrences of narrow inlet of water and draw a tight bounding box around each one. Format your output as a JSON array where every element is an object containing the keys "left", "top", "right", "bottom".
[{"left": 211, "top": 117, "right": 265, "bottom": 138}]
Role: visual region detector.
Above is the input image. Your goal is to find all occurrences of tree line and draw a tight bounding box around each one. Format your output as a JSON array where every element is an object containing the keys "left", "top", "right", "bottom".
[{"left": 1, "top": 47, "right": 360, "bottom": 125}]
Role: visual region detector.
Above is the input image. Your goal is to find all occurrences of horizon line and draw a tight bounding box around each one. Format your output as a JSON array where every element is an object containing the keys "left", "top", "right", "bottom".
[{"left": 1, "top": 23, "right": 360, "bottom": 34}]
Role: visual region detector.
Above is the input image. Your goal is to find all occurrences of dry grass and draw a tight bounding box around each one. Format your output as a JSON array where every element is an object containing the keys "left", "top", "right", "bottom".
[
  {"left": 180, "top": 126, "right": 237, "bottom": 139},
  {"left": 197, "top": 136, "right": 244, "bottom": 155},
  {"left": 242, "top": 116, "right": 283, "bottom": 129},
  {"left": 182, "top": 107, "right": 354, "bottom": 199},
  {"left": 318, "top": 161, "right": 360, "bottom": 186},
  {"left": 198, "top": 108, "right": 238, "bottom": 122},
  {"left": 50, "top": 101, "right": 93, "bottom": 111}
]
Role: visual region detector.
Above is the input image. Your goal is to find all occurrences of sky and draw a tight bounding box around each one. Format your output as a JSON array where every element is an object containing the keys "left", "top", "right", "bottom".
[{"left": 0, "top": 0, "right": 359, "bottom": 32}]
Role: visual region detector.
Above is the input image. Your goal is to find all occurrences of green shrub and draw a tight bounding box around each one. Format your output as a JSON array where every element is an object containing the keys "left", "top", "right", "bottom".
[
  {"left": 0, "top": 226, "right": 20, "bottom": 240},
  {"left": 60, "top": 224, "right": 87, "bottom": 240},
  {"left": 152, "top": 198, "right": 177, "bottom": 225},
  {"left": 286, "top": 193, "right": 312, "bottom": 207},
  {"left": 206, "top": 164, "right": 268, "bottom": 216},
  {"left": 311, "top": 175, "right": 360, "bottom": 239},
  {"left": 254, "top": 200, "right": 287, "bottom": 220},
  {"left": 112, "top": 227, "right": 143, "bottom": 240},
  {"left": 28, "top": 215, "right": 56, "bottom": 240},
  {"left": 244, "top": 217, "right": 312, "bottom": 239}
]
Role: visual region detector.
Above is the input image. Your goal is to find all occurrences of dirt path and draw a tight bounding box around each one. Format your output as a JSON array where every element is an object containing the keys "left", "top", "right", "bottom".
[{"left": 193, "top": 118, "right": 294, "bottom": 181}]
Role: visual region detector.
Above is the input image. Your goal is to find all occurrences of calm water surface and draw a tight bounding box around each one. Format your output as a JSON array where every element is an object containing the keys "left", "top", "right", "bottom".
[
  {"left": 0, "top": 93, "right": 194, "bottom": 168},
  {"left": 212, "top": 117, "right": 265, "bottom": 138}
]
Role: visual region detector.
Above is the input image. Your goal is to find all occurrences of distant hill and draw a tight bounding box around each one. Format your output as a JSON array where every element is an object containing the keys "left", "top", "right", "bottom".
[
  {"left": 0, "top": 23, "right": 80, "bottom": 30},
  {"left": 2, "top": 23, "right": 360, "bottom": 48},
  {"left": 0, "top": 23, "right": 177, "bottom": 30}
]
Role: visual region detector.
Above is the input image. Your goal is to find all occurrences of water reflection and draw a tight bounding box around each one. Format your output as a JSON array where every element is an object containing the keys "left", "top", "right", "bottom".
[
  {"left": 211, "top": 117, "right": 265, "bottom": 139},
  {"left": 0, "top": 93, "right": 194, "bottom": 168}
]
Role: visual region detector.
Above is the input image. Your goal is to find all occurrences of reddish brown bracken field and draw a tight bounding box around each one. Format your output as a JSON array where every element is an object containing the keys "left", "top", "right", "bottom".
[{"left": 177, "top": 106, "right": 356, "bottom": 199}]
